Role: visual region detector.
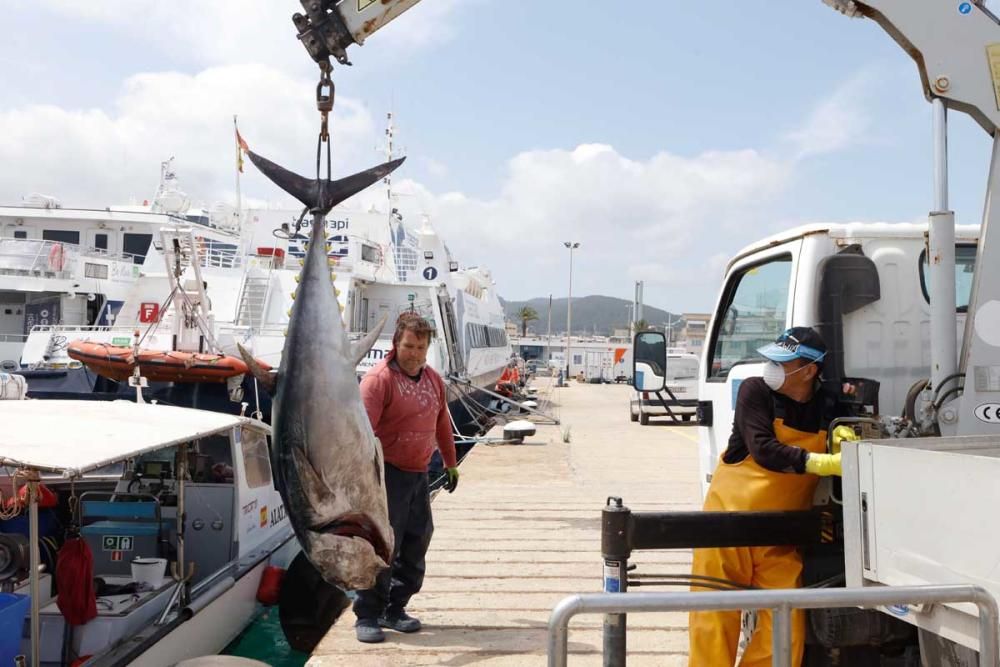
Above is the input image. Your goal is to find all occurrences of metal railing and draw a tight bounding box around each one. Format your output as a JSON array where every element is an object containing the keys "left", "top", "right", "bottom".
[
  {"left": 0, "top": 237, "right": 142, "bottom": 277},
  {"left": 197, "top": 238, "right": 242, "bottom": 269},
  {"left": 547, "top": 585, "right": 1000, "bottom": 667}
]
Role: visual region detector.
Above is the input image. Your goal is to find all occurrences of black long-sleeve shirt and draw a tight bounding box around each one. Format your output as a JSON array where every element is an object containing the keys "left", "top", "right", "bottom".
[{"left": 721, "top": 377, "right": 832, "bottom": 474}]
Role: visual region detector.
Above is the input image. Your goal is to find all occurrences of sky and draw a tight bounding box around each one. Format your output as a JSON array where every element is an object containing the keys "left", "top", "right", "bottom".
[{"left": 2, "top": 0, "right": 998, "bottom": 314}]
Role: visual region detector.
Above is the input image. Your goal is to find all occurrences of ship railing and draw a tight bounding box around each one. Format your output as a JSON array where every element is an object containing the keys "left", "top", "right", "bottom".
[
  {"left": 0, "top": 237, "right": 142, "bottom": 279},
  {"left": 197, "top": 238, "right": 242, "bottom": 269},
  {"left": 216, "top": 323, "right": 287, "bottom": 339}
]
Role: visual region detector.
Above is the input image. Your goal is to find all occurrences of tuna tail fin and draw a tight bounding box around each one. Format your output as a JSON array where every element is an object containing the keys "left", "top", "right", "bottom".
[
  {"left": 237, "top": 343, "right": 277, "bottom": 394},
  {"left": 246, "top": 150, "right": 406, "bottom": 215},
  {"left": 350, "top": 314, "right": 389, "bottom": 368}
]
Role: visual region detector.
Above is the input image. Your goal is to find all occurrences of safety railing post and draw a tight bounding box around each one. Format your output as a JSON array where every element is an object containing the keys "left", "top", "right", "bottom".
[
  {"left": 771, "top": 602, "right": 792, "bottom": 667},
  {"left": 601, "top": 497, "right": 631, "bottom": 667}
]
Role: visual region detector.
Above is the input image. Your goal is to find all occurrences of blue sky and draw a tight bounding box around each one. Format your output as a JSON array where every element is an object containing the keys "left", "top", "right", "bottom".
[{"left": 1, "top": 1, "right": 996, "bottom": 314}]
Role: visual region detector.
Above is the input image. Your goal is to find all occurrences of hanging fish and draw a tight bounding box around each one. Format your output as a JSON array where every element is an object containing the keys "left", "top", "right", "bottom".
[{"left": 240, "top": 146, "right": 404, "bottom": 591}]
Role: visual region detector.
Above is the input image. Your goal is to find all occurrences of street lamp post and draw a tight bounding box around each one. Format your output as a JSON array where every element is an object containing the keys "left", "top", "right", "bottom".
[
  {"left": 664, "top": 314, "right": 683, "bottom": 348},
  {"left": 564, "top": 241, "right": 580, "bottom": 378}
]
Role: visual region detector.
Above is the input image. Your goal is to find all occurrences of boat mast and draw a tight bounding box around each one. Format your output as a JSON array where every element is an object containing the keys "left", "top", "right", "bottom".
[{"left": 384, "top": 111, "right": 395, "bottom": 212}]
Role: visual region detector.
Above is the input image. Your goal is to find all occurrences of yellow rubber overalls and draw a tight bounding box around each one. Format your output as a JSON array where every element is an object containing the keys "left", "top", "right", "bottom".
[{"left": 688, "top": 415, "right": 827, "bottom": 666}]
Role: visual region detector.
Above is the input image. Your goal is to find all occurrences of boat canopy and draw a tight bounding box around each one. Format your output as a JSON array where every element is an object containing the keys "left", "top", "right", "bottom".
[{"left": 0, "top": 400, "right": 268, "bottom": 477}]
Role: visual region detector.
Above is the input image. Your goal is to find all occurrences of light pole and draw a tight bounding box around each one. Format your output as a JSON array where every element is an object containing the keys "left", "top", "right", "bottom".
[
  {"left": 564, "top": 241, "right": 580, "bottom": 378},
  {"left": 664, "top": 314, "right": 683, "bottom": 348}
]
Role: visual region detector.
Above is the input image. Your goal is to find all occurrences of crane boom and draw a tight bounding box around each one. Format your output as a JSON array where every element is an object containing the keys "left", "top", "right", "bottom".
[
  {"left": 293, "top": 0, "right": 424, "bottom": 65},
  {"left": 832, "top": 0, "right": 1000, "bottom": 134}
]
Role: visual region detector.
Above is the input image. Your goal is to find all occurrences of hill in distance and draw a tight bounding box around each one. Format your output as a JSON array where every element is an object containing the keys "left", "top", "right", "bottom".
[{"left": 501, "top": 295, "right": 680, "bottom": 337}]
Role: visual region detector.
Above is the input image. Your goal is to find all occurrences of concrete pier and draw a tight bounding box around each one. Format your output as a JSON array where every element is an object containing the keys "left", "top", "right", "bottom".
[{"left": 309, "top": 379, "right": 701, "bottom": 665}]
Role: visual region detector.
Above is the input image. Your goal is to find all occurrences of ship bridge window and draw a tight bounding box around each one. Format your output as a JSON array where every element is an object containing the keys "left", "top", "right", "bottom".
[
  {"left": 94, "top": 233, "right": 108, "bottom": 251},
  {"left": 43, "top": 230, "right": 80, "bottom": 245},
  {"left": 192, "top": 434, "right": 235, "bottom": 484},
  {"left": 707, "top": 254, "right": 792, "bottom": 381},
  {"left": 123, "top": 233, "right": 153, "bottom": 264},
  {"left": 13, "top": 230, "right": 27, "bottom": 240},
  {"left": 361, "top": 244, "right": 380, "bottom": 263},
  {"left": 465, "top": 323, "right": 509, "bottom": 349},
  {"left": 241, "top": 428, "right": 273, "bottom": 489}
]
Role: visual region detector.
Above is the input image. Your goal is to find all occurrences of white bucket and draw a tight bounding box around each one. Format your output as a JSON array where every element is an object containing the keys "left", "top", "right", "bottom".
[{"left": 131, "top": 557, "right": 167, "bottom": 590}]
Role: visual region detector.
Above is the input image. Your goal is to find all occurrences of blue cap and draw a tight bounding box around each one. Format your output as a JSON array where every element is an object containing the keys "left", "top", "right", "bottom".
[{"left": 756, "top": 327, "right": 827, "bottom": 363}]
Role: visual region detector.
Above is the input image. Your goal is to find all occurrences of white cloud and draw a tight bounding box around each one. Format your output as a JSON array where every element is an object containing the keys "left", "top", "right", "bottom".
[
  {"left": 0, "top": 61, "right": 880, "bottom": 312},
  {"left": 37, "top": 0, "right": 468, "bottom": 69},
  {"left": 785, "top": 70, "right": 877, "bottom": 159},
  {"left": 0, "top": 64, "right": 380, "bottom": 207},
  {"left": 382, "top": 143, "right": 790, "bottom": 310}
]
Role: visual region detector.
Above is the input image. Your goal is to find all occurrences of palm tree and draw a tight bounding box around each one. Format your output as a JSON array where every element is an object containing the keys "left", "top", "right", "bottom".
[
  {"left": 516, "top": 306, "right": 539, "bottom": 336},
  {"left": 634, "top": 318, "right": 649, "bottom": 332}
]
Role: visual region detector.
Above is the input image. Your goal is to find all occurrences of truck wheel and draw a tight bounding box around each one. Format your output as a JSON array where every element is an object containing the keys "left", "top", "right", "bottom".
[
  {"left": 630, "top": 411, "right": 638, "bottom": 422},
  {"left": 640, "top": 412, "right": 650, "bottom": 425},
  {"left": 682, "top": 414, "right": 692, "bottom": 422}
]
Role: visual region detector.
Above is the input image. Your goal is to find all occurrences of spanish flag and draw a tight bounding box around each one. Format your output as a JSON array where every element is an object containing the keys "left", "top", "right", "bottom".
[{"left": 234, "top": 118, "right": 249, "bottom": 173}]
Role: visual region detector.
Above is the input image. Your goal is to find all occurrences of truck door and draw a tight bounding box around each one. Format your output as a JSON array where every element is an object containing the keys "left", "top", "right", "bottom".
[{"left": 698, "top": 241, "right": 800, "bottom": 499}]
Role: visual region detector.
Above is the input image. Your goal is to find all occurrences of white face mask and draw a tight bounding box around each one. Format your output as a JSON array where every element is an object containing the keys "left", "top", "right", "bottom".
[{"left": 762, "top": 360, "right": 814, "bottom": 391}]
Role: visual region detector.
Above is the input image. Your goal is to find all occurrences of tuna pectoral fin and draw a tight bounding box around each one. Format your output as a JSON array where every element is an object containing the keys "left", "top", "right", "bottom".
[
  {"left": 236, "top": 343, "right": 277, "bottom": 394},
  {"left": 350, "top": 314, "right": 389, "bottom": 368},
  {"left": 291, "top": 444, "right": 335, "bottom": 510}
]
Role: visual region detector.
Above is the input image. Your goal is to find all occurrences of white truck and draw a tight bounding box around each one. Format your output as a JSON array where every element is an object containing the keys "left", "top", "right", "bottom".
[{"left": 692, "top": 3, "right": 1000, "bottom": 662}]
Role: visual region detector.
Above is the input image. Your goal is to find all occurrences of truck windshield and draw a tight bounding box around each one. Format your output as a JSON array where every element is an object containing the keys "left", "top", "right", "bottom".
[{"left": 708, "top": 255, "right": 792, "bottom": 380}]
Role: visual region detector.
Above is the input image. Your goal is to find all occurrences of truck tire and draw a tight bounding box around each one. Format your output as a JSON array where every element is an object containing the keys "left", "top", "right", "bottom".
[
  {"left": 682, "top": 414, "right": 692, "bottom": 422},
  {"left": 630, "top": 411, "right": 638, "bottom": 422},
  {"left": 640, "top": 412, "right": 650, "bottom": 425}
]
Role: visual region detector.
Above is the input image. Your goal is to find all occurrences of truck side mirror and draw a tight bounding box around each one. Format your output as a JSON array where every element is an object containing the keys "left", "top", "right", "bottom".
[{"left": 632, "top": 331, "right": 666, "bottom": 392}]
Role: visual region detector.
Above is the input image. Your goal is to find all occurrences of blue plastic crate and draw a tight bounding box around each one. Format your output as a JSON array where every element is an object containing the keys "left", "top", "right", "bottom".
[{"left": 0, "top": 593, "right": 29, "bottom": 665}]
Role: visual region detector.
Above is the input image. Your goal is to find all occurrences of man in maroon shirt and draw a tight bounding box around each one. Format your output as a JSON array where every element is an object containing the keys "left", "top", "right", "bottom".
[{"left": 353, "top": 312, "right": 460, "bottom": 644}]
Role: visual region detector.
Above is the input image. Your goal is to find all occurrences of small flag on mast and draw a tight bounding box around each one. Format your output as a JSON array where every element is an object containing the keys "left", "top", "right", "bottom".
[{"left": 235, "top": 119, "right": 248, "bottom": 173}]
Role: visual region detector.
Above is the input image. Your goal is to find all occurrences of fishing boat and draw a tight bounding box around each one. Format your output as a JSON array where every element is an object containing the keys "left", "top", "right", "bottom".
[{"left": 0, "top": 399, "right": 296, "bottom": 666}]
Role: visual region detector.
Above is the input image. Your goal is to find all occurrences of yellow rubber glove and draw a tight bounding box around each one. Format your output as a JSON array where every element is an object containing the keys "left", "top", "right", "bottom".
[
  {"left": 805, "top": 452, "right": 842, "bottom": 477},
  {"left": 830, "top": 425, "right": 860, "bottom": 454}
]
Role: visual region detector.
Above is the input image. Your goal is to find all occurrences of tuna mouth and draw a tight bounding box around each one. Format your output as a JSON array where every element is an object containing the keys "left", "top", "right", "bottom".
[{"left": 317, "top": 512, "right": 392, "bottom": 564}]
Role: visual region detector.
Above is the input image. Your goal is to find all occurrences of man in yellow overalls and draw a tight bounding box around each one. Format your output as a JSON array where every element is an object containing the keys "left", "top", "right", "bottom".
[{"left": 688, "top": 327, "right": 847, "bottom": 666}]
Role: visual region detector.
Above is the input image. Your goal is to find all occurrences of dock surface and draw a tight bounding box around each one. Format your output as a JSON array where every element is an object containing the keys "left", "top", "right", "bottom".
[{"left": 309, "top": 379, "right": 701, "bottom": 666}]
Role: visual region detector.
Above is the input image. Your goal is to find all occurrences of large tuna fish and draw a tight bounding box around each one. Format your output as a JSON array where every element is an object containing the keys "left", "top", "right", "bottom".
[{"left": 239, "top": 148, "right": 404, "bottom": 591}]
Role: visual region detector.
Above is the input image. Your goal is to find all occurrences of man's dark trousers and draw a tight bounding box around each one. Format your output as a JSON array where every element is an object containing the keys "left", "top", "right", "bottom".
[{"left": 353, "top": 463, "right": 434, "bottom": 620}]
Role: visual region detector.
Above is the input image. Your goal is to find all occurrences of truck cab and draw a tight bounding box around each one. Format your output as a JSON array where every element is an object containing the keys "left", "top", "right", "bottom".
[{"left": 697, "top": 222, "right": 978, "bottom": 498}]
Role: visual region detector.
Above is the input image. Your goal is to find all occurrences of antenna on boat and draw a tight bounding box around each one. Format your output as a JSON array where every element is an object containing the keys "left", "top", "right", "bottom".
[
  {"left": 383, "top": 111, "right": 397, "bottom": 210},
  {"left": 128, "top": 329, "right": 149, "bottom": 403}
]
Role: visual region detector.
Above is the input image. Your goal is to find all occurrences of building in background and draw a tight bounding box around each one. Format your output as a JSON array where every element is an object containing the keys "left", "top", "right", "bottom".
[
  {"left": 510, "top": 334, "right": 632, "bottom": 382},
  {"left": 675, "top": 312, "right": 710, "bottom": 356}
]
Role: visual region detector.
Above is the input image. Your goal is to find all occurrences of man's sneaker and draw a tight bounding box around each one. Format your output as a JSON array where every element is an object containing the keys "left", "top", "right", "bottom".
[
  {"left": 378, "top": 610, "right": 422, "bottom": 633},
  {"left": 355, "top": 618, "right": 385, "bottom": 643}
]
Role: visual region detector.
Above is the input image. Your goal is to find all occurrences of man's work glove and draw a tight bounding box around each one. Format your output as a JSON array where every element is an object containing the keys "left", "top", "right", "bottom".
[
  {"left": 805, "top": 452, "right": 842, "bottom": 477},
  {"left": 444, "top": 467, "right": 460, "bottom": 493},
  {"left": 830, "top": 425, "right": 860, "bottom": 454}
]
